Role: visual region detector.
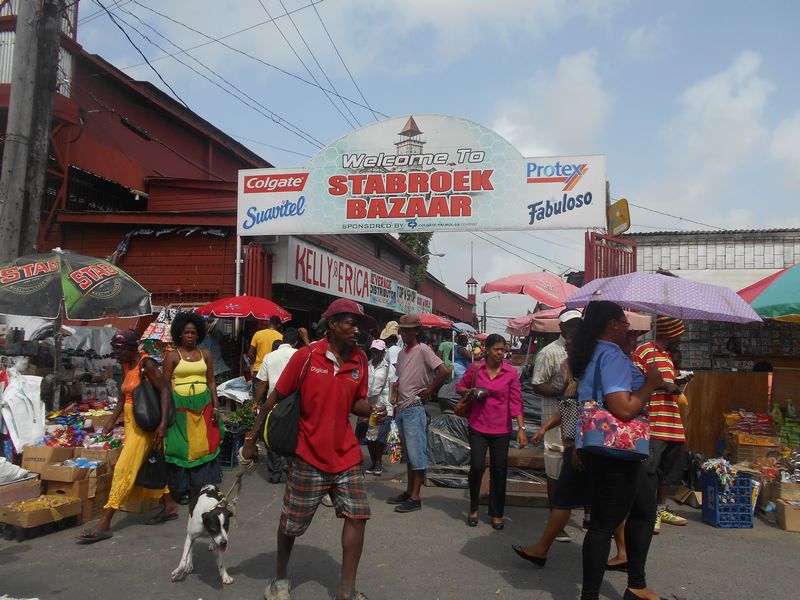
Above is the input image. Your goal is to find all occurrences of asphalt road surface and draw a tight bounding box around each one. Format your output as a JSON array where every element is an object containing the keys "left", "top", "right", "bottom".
[{"left": 2, "top": 458, "right": 798, "bottom": 600}]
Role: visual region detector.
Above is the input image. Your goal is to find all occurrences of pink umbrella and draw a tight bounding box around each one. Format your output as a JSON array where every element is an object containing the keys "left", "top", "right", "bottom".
[
  {"left": 417, "top": 313, "right": 453, "bottom": 329},
  {"left": 481, "top": 272, "right": 578, "bottom": 307},
  {"left": 506, "top": 307, "right": 651, "bottom": 336}
]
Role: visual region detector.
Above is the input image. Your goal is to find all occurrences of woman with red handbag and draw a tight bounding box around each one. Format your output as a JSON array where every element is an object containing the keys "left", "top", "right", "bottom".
[
  {"left": 456, "top": 334, "right": 527, "bottom": 530},
  {"left": 570, "top": 301, "right": 665, "bottom": 600}
]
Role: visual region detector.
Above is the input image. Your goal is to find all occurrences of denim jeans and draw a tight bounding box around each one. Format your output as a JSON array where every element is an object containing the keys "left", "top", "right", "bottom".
[{"left": 395, "top": 405, "right": 428, "bottom": 470}]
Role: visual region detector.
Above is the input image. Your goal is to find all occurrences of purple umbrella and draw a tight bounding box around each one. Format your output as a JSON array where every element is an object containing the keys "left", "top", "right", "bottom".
[{"left": 565, "top": 272, "right": 761, "bottom": 323}]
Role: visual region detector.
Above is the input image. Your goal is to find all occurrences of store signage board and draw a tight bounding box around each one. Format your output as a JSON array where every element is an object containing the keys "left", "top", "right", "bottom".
[
  {"left": 285, "top": 238, "right": 432, "bottom": 313},
  {"left": 238, "top": 114, "right": 606, "bottom": 236}
]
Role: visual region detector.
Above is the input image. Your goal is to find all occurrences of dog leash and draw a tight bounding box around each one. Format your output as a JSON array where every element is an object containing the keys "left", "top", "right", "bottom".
[{"left": 214, "top": 462, "right": 249, "bottom": 526}]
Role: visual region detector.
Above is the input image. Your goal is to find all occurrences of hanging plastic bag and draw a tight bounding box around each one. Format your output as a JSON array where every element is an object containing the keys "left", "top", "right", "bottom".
[{"left": 386, "top": 420, "right": 403, "bottom": 464}]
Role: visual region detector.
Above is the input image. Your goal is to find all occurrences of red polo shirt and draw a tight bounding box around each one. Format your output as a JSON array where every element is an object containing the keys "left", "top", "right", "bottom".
[{"left": 275, "top": 337, "right": 368, "bottom": 473}]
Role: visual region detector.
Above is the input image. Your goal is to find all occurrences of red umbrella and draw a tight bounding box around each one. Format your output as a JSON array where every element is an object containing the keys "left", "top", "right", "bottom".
[
  {"left": 195, "top": 295, "right": 292, "bottom": 321},
  {"left": 481, "top": 272, "right": 578, "bottom": 307},
  {"left": 417, "top": 313, "right": 453, "bottom": 328},
  {"left": 475, "top": 332, "right": 489, "bottom": 341}
]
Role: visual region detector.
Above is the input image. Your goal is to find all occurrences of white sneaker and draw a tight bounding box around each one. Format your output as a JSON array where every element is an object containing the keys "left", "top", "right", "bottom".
[{"left": 265, "top": 578, "right": 292, "bottom": 600}]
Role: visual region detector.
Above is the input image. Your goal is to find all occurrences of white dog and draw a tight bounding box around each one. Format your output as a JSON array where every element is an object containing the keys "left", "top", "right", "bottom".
[{"left": 171, "top": 484, "right": 234, "bottom": 585}]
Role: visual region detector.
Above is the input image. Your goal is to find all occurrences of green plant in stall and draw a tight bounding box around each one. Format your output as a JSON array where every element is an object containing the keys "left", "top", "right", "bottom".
[{"left": 224, "top": 400, "right": 255, "bottom": 432}]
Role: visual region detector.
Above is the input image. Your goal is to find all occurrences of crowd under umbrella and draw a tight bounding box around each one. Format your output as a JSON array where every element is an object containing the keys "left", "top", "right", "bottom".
[
  {"left": 737, "top": 263, "right": 800, "bottom": 322},
  {"left": 565, "top": 272, "right": 762, "bottom": 323},
  {"left": 0, "top": 249, "right": 154, "bottom": 406}
]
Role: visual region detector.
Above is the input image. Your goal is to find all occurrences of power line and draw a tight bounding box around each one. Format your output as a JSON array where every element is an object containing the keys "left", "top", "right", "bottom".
[
  {"left": 109, "top": 5, "right": 325, "bottom": 149},
  {"left": 94, "top": 0, "right": 190, "bottom": 109},
  {"left": 80, "top": 0, "right": 133, "bottom": 25},
  {"left": 130, "top": 1, "right": 389, "bottom": 118},
  {"left": 276, "top": 0, "right": 362, "bottom": 127},
  {"left": 518, "top": 230, "right": 580, "bottom": 250},
  {"left": 469, "top": 232, "right": 548, "bottom": 271},
  {"left": 481, "top": 231, "right": 579, "bottom": 272},
  {"left": 255, "top": 0, "right": 356, "bottom": 129},
  {"left": 311, "top": 1, "right": 378, "bottom": 122},
  {"left": 627, "top": 201, "right": 724, "bottom": 230},
  {"left": 229, "top": 134, "right": 313, "bottom": 159}
]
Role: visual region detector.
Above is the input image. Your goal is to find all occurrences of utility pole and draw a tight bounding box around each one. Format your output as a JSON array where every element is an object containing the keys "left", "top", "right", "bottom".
[
  {"left": 21, "top": 0, "right": 63, "bottom": 256},
  {"left": 0, "top": 0, "right": 64, "bottom": 262}
]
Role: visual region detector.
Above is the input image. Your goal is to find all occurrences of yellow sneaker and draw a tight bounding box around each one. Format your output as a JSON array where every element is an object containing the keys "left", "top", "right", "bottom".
[
  {"left": 659, "top": 508, "right": 688, "bottom": 526},
  {"left": 653, "top": 511, "right": 661, "bottom": 534}
]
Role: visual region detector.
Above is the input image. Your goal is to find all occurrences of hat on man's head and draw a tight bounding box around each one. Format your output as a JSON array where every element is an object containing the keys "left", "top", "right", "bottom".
[
  {"left": 323, "top": 299, "right": 377, "bottom": 330},
  {"left": 110, "top": 329, "right": 140, "bottom": 349},
  {"left": 379, "top": 320, "right": 399, "bottom": 340},
  {"left": 558, "top": 309, "right": 582, "bottom": 324},
  {"left": 398, "top": 314, "right": 423, "bottom": 329},
  {"left": 370, "top": 339, "right": 386, "bottom": 351},
  {"left": 656, "top": 316, "right": 685, "bottom": 339}
]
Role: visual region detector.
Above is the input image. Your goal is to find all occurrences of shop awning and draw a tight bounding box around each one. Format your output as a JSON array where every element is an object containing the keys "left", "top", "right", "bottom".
[{"left": 669, "top": 269, "right": 782, "bottom": 292}]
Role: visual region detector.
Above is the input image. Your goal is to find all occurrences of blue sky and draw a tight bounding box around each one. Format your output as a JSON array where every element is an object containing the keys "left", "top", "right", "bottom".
[{"left": 78, "top": 0, "right": 800, "bottom": 331}]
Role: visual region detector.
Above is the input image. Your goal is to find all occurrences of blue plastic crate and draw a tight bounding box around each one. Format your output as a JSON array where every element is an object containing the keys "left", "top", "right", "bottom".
[{"left": 701, "top": 472, "right": 754, "bottom": 528}]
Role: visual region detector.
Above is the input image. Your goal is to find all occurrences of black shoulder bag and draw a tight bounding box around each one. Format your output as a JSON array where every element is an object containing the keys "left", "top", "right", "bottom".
[
  {"left": 261, "top": 350, "right": 314, "bottom": 457},
  {"left": 133, "top": 358, "right": 174, "bottom": 432}
]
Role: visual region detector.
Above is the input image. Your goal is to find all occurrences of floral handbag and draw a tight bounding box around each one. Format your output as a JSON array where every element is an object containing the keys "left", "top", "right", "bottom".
[{"left": 576, "top": 352, "right": 650, "bottom": 461}]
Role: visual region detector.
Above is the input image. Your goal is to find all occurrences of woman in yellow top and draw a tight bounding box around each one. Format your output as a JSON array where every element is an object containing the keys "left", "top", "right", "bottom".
[
  {"left": 161, "top": 312, "right": 224, "bottom": 506},
  {"left": 78, "top": 330, "right": 178, "bottom": 543}
]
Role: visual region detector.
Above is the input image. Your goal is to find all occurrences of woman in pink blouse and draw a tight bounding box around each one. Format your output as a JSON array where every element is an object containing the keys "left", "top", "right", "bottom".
[{"left": 457, "top": 334, "right": 529, "bottom": 529}]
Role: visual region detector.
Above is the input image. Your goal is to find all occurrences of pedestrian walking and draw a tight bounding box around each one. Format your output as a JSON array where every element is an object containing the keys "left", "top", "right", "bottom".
[
  {"left": 365, "top": 339, "right": 394, "bottom": 476},
  {"left": 77, "top": 330, "right": 178, "bottom": 542},
  {"left": 246, "top": 315, "right": 284, "bottom": 376},
  {"left": 161, "top": 312, "right": 224, "bottom": 505},
  {"left": 456, "top": 333, "right": 527, "bottom": 530},
  {"left": 569, "top": 301, "right": 665, "bottom": 600},
  {"left": 241, "top": 299, "right": 386, "bottom": 600},
  {"left": 632, "top": 316, "right": 691, "bottom": 533},
  {"left": 530, "top": 309, "right": 582, "bottom": 542},
  {"left": 387, "top": 314, "right": 449, "bottom": 514},
  {"left": 253, "top": 328, "right": 302, "bottom": 404}
]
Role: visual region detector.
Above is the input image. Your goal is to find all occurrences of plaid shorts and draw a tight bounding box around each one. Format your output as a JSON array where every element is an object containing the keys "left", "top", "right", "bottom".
[{"left": 279, "top": 457, "right": 370, "bottom": 537}]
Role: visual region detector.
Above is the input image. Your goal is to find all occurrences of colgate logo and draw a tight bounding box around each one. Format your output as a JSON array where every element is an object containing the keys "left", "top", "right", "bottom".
[{"left": 244, "top": 173, "right": 308, "bottom": 193}]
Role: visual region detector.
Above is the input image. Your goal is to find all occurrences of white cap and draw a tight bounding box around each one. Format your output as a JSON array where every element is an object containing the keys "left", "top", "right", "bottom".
[
  {"left": 558, "top": 309, "right": 582, "bottom": 323},
  {"left": 370, "top": 339, "right": 386, "bottom": 351}
]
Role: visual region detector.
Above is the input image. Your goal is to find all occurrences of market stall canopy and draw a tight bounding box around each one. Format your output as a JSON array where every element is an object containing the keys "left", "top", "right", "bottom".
[
  {"left": 0, "top": 250, "right": 152, "bottom": 320},
  {"left": 506, "top": 307, "right": 651, "bottom": 336},
  {"left": 667, "top": 268, "right": 782, "bottom": 293},
  {"left": 565, "top": 272, "right": 761, "bottom": 323},
  {"left": 737, "top": 263, "right": 800, "bottom": 322},
  {"left": 418, "top": 313, "right": 453, "bottom": 329},
  {"left": 194, "top": 295, "right": 291, "bottom": 321},
  {"left": 481, "top": 272, "right": 578, "bottom": 307},
  {"left": 453, "top": 322, "right": 477, "bottom": 335}
]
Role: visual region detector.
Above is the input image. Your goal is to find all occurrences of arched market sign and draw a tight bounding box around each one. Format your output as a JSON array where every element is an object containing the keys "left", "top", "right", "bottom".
[{"left": 237, "top": 114, "right": 606, "bottom": 235}]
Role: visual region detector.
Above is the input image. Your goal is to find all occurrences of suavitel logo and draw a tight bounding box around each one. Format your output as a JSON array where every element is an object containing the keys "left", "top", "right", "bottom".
[
  {"left": 526, "top": 162, "right": 588, "bottom": 191},
  {"left": 243, "top": 173, "right": 309, "bottom": 194}
]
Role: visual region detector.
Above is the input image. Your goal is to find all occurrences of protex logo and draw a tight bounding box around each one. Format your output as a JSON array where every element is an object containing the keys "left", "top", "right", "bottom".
[{"left": 526, "top": 162, "right": 587, "bottom": 191}]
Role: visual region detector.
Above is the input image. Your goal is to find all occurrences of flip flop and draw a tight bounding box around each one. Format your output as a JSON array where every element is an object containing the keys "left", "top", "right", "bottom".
[
  {"left": 145, "top": 511, "right": 179, "bottom": 525},
  {"left": 76, "top": 528, "right": 113, "bottom": 544}
]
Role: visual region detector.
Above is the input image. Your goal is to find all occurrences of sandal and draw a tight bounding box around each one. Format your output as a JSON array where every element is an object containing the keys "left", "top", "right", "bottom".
[
  {"left": 145, "top": 511, "right": 179, "bottom": 525},
  {"left": 76, "top": 528, "right": 113, "bottom": 544}
]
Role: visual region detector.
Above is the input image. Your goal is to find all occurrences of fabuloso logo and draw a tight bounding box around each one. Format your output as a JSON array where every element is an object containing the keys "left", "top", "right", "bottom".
[
  {"left": 527, "top": 192, "right": 593, "bottom": 225},
  {"left": 243, "top": 173, "right": 308, "bottom": 193},
  {"left": 526, "top": 162, "right": 587, "bottom": 191}
]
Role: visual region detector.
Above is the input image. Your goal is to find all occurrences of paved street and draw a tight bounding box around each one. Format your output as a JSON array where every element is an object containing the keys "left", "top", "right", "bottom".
[{"left": 1, "top": 455, "right": 797, "bottom": 600}]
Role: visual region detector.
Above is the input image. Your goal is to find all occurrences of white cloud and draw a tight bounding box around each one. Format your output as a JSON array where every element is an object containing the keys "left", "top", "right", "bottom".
[
  {"left": 660, "top": 50, "right": 774, "bottom": 175},
  {"left": 622, "top": 18, "right": 669, "bottom": 61},
  {"left": 770, "top": 112, "right": 800, "bottom": 189},
  {"left": 491, "top": 49, "right": 612, "bottom": 155}
]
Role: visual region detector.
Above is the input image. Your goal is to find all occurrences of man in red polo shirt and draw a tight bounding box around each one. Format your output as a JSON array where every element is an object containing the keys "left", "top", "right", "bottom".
[{"left": 241, "top": 298, "right": 386, "bottom": 600}]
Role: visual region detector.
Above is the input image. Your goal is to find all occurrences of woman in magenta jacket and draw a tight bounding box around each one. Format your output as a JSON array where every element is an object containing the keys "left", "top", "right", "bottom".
[{"left": 457, "top": 333, "right": 528, "bottom": 529}]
